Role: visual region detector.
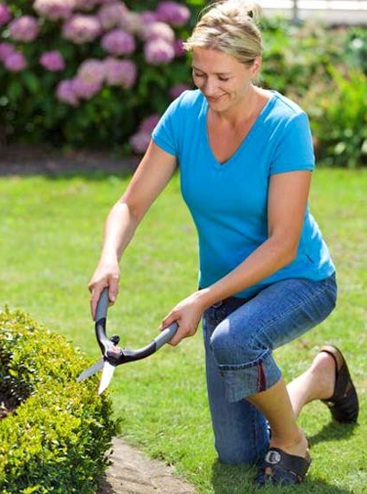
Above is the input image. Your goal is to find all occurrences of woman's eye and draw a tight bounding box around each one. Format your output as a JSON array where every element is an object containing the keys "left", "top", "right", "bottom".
[{"left": 219, "top": 77, "right": 229, "bottom": 82}]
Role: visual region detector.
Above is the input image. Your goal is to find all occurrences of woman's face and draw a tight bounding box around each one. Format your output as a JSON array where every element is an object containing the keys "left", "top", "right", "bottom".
[{"left": 191, "top": 47, "right": 260, "bottom": 113}]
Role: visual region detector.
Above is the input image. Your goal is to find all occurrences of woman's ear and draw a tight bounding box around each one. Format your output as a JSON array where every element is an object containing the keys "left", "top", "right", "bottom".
[{"left": 251, "top": 56, "right": 262, "bottom": 76}]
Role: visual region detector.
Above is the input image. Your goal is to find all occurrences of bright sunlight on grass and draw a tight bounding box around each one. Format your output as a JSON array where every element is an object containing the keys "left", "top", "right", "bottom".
[{"left": 1, "top": 167, "right": 366, "bottom": 493}]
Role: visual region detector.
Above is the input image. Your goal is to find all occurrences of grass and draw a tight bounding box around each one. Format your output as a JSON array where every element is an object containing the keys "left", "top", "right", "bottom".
[{"left": 0, "top": 167, "right": 366, "bottom": 494}]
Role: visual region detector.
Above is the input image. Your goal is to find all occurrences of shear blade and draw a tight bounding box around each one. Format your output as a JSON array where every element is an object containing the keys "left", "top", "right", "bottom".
[
  {"left": 77, "top": 359, "right": 104, "bottom": 382},
  {"left": 98, "top": 361, "right": 116, "bottom": 395}
]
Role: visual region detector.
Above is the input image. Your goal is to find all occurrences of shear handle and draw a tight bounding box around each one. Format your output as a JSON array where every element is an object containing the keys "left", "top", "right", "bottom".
[
  {"left": 95, "top": 288, "right": 112, "bottom": 354},
  {"left": 106, "top": 322, "right": 178, "bottom": 365},
  {"left": 95, "top": 287, "right": 178, "bottom": 362}
]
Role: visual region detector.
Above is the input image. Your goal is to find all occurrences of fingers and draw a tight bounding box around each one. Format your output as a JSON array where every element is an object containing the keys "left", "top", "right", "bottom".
[
  {"left": 89, "top": 284, "right": 105, "bottom": 320},
  {"left": 161, "top": 315, "right": 198, "bottom": 347},
  {"left": 167, "top": 327, "right": 184, "bottom": 346},
  {"left": 160, "top": 295, "right": 204, "bottom": 346},
  {"left": 88, "top": 276, "right": 119, "bottom": 320},
  {"left": 107, "top": 276, "right": 119, "bottom": 304}
]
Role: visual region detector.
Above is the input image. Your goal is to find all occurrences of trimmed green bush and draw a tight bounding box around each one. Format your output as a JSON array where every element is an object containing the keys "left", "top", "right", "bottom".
[{"left": 0, "top": 306, "right": 117, "bottom": 494}]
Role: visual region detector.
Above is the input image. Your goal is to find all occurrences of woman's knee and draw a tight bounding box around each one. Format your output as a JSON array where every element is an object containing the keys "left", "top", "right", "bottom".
[{"left": 210, "top": 318, "right": 255, "bottom": 366}]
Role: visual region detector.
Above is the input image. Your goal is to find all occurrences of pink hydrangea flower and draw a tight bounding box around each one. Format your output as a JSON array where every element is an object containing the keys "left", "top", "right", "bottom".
[
  {"left": 129, "top": 114, "right": 160, "bottom": 153},
  {"left": 74, "top": 0, "right": 99, "bottom": 11},
  {"left": 40, "top": 50, "right": 65, "bottom": 71},
  {"left": 62, "top": 14, "right": 101, "bottom": 44},
  {"left": 156, "top": 1, "right": 190, "bottom": 27},
  {"left": 72, "top": 77, "right": 102, "bottom": 99},
  {"left": 101, "top": 28, "right": 135, "bottom": 56},
  {"left": 56, "top": 79, "right": 79, "bottom": 106},
  {"left": 144, "top": 38, "right": 175, "bottom": 65},
  {"left": 9, "top": 16, "right": 40, "bottom": 43},
  {"left": 0, "top": 3, "right": 11, "bottom": 27},
  {"left": 143, "top": 21, "right": 175, "bottom": 43},
  {"left": 173, "top": 38, "right": 185, "bottom": 57},
  {"left": 103, "top": 57, "right": 137, "bottom": 88},
  {"left": 77, "top": 58, "right": 105, "bottom": 84},
  {"left": 3, "top": 51, "right": 27, "bottom": 72},
  {"left": 139, "top": 114, "right": 160, "bottom": 133},
  {"left": 129, "top": 132, "right": 150, "bottom": 154},
  {"left": 98, "top": 2, "right": 128, "bottom": 30},
  {"left": 169, "top": 83, "right": 190, "bottom": 99},
  {"left": 139, "top": 10, "right": 157, "bottom": 25},
  {"left": 33, "top": 0, "right": 75, "bottom": 21},
  {"left": 0, "top": 42, "right": 16, "bottom": 62},
  {"left": 119, "top": 12, "right": 141, "bottom": 34}
]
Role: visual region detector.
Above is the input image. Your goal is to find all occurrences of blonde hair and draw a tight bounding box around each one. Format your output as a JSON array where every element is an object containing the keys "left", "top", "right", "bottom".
[{"left": 183, "top": 1, "right": 263, "bottom": 66}]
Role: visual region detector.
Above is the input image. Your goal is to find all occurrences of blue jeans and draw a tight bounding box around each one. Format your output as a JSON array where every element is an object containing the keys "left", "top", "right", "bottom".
[{"left": 202, "top": 274, "right": 337, "bottom": 465}]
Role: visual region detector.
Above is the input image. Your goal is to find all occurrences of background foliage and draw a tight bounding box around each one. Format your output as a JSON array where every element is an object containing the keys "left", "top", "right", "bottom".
[
  {"left": 260, "top": 18, "right": 367, "bottom": 168},
  {"left": 0, "top": 1, "right": 367, "bottom": 166}
]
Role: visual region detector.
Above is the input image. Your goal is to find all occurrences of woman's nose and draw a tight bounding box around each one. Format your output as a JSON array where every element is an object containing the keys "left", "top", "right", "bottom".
[{"left": 202, "top": 77, "right": 218, "bottom": 96}]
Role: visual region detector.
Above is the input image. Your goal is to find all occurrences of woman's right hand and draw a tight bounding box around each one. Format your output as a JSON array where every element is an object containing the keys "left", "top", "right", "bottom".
[{"left": 88, "top": 259, "right": 120, "bottom": 320}]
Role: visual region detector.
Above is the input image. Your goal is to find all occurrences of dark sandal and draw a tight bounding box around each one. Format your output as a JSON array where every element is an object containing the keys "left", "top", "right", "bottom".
[
  {"left": 254, "top": 447, "right": 311, "bottom": 486},
  {"left": 320, "top": 345, "right": 359, "bottom": 423}
]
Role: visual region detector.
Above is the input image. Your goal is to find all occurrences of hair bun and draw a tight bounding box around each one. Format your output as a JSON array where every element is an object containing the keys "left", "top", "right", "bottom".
[{"left": 236, "top": 1, "right": 262, "bottom": 22}]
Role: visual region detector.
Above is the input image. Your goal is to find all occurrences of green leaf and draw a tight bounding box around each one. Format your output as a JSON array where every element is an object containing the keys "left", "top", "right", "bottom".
[{"left": 22, "top": 72, "right": 40, "bottom": 94}]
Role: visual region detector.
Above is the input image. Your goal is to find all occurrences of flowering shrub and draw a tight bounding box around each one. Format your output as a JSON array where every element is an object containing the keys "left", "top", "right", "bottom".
[
  {"left": 0, "top": 0, "right": 196, "bottom": 151},
  {"left": 3, "top": 2, "right": 365, "bottom": 165}
]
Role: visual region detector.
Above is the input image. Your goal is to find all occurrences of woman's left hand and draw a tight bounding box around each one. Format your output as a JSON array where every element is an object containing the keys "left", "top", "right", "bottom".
[{"left": 161, "top": 291, "right": 206, "bottom": 346}]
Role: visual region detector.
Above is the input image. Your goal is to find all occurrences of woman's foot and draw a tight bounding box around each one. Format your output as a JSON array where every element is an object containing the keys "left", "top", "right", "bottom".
[
  {"left": 319, "top": 345, "right": 359, "bottom": 423},
  {"left": 254, "top": 427, "right": 311, "bottom": 487},
  {"left": 287, "top": 345, "right": 351, "bottom": 418},
  {"left": 269, "top": 427, "right": 308, "bottom": 459},
  {"left": 255, "top": 439, "right": 311, "bottom": 487}
]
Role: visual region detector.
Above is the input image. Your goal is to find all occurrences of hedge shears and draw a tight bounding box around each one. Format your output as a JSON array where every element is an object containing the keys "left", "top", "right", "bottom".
[{"left": 77, "top": 288, "right": 178, "bottom": 394}]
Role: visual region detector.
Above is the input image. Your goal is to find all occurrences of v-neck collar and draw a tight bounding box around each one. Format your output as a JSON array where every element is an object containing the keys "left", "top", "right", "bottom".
[{"left": 202, "top": 91, "right": 276, "bottom": 168}]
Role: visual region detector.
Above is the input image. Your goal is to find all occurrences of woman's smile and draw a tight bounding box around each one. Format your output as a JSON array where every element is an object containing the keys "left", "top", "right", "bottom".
[{"left": 205, "top": 93, "right": 226, "bottom": 104}]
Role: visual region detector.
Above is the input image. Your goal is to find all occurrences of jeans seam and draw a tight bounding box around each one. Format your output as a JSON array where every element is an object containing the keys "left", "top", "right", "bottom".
[{"left": 216, "top": 349, "right": 271, "bottom": 371}]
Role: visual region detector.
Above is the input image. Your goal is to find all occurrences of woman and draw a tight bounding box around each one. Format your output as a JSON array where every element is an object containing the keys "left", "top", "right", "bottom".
[{"left": 89, "top": 1, "right": 358, "bottom": 486}]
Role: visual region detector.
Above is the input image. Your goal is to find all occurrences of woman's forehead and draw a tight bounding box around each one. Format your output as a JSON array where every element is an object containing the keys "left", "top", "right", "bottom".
[{"left": 192, "top": 47, "right": 241, "bottom": 71}]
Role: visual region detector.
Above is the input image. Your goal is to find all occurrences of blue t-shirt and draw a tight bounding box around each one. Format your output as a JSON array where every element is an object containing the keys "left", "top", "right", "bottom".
[{"left": 152, "top": 89, "right": 335, "bottom": 298}]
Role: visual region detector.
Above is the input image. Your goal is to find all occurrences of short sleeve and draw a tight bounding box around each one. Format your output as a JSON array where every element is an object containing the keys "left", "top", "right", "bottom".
[
  {"left": 151, "top": 97, "right": 182, "bottom": 157},
  {"left": 270, "top": 112, "right": 315, "bottom": 174}
]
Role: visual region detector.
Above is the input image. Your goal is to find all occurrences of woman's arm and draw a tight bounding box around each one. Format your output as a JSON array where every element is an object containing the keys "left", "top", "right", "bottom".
[
  {"left": 205, "top": 170, "right": 312, "bottom": 299},
  {"left": 88, "top": 141, "right": 177, "bottom": 317},
  {"left": 163, "top": 170, "right": 312, "bottom": 345}
]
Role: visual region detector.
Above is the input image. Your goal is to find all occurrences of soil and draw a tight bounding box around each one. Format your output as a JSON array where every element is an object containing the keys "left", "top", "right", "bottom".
[
  {"left": 0, "top": 144, "right": 197, "bottom": 494},
  {"left": 0, "top": 144, "right": 140, "bottom": 176},
  {"left": 98, "top": 439, "right": 196, "bottom": 494}
]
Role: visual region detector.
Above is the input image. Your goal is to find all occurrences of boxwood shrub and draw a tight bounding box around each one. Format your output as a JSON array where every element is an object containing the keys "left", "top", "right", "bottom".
[{"left": 0, "top": 306, "right": 117, "bottom": 494}]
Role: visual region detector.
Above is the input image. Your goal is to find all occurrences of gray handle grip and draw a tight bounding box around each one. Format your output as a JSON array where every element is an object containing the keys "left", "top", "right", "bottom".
[
  {"left": 95, "top": 287, "right": 109, "bottom": 322},
  {"left": 154, "top": 322, "right": 178, "bottom": 350}
]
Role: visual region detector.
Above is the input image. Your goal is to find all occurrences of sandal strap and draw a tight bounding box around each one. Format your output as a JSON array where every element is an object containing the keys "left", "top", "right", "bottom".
[
  {"left": 319, "top": 345, "right": 359, "bottom": 423},
  {"left": 319, "top": 345, "right": 348, "bottom": 403}
]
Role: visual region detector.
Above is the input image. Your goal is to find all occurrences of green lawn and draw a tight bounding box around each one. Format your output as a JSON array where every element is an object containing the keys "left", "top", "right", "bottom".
[{"left": 1, "top": 167, "right": 366, "bottom": 493}]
